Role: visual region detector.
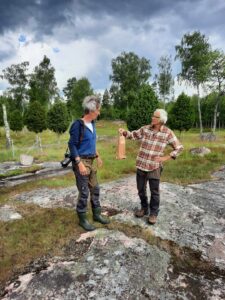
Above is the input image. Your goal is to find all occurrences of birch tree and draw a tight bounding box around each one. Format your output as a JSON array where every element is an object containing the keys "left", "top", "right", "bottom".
[
  {"left": 208, "top": 50, "right": 225, "bottom": 133},
  {"left": 175, "top": 31, "right": 212, "bottom": 135},
  {"left": 2, "top": 104, "right": 12, "bottom": 148}
]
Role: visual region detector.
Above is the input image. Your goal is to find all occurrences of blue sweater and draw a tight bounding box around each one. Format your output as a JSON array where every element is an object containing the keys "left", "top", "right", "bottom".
[{"left": 68, "top": 119, "right": 96, "bottom": 159}]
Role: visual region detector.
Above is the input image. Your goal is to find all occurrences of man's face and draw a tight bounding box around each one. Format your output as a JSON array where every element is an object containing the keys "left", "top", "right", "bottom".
[
  {"left": 151, "top": 111, "right": 161, "bottom": 126},
  {"left": 90, "top": 107, "right": 101, "bottom": 120}
]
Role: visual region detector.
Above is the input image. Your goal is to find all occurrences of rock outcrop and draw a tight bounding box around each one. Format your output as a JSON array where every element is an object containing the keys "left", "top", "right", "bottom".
[{"left": 2, "top": 167, "right": 225, "bottom": 299}]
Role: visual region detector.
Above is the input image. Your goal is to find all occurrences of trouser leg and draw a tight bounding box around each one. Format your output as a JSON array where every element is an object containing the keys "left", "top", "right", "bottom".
[
  {"left": 90, "top": 184, "right": 100, "bottom": 209},
  {"left": 89, "top": 166, "right": 101, "bottom": 209},
  {"left": 136, "top": 169, "right": 148, "bottom": 210},
  {"left": 74, "top": 168, "right": 90, "bottom": 213},
  {"left": 149, "top": 178, "right": 160, "bottom": 216}
]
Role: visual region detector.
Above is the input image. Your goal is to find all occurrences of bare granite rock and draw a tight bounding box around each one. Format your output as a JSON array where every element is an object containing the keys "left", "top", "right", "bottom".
[
  {"left": 2, "top": 167, "right": 225, "bottom": 299},
  {"left": 3, "top": 230, "right": 225, "bottom": 300},
  {"left": 0, "top": 205, "right": 22, "bottom": 221}
]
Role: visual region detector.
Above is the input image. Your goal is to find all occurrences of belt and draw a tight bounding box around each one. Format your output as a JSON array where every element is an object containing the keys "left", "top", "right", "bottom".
[{"left": 80, "top": 155, "right": 97, "bottom": 159}]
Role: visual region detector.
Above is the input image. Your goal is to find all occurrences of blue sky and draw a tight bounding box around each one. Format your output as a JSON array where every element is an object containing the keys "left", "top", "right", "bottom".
[{"left": 0, "top": 0, "right": 225, "bottom": 98}]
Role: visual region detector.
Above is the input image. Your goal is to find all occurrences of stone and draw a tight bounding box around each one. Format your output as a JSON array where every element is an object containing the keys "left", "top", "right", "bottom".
[
  {"left": 20, "top": 154, "right": 34, "bottom": 166},
  {"left": 200, "top": 132, "right": 216, "bottom": 141},
  {"left": 190, "top": 146, "right": 211, "bottom": 156}
]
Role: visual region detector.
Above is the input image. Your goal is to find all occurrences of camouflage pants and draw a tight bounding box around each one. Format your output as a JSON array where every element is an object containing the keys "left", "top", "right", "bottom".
[{"left": 72, "top": 158, "right": 100, "bottom": 213}]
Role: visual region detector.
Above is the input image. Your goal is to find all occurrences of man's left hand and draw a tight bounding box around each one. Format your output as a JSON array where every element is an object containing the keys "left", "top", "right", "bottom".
[{"left": 96, "top": 157, "right": 103, "bottom": 168}]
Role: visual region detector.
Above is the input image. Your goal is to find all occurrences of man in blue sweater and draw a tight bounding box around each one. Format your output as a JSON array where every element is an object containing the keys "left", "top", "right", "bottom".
[{"left": 69, "top": 95, "right": 110, "bottom": 231}]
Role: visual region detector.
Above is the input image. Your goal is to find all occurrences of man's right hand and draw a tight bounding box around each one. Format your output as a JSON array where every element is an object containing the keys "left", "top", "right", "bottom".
[
  {"left": 78, "top": 161, "right": 88, "bottom": 175},
  {"left": 118, "top": 128, "right": 125, "bottom": 135}
]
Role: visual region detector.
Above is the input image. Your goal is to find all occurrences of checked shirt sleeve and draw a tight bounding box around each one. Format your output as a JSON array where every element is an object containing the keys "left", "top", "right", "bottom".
[
  {"left": 126, "top": 127, "right": 145, "bottom": 140},
  {"left": 167, "top": 130, "right": 184, "bottom": 159}
]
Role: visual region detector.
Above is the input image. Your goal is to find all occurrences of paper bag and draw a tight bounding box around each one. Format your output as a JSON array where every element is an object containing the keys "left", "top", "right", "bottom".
[{"left": 116, "top": 134, "right": 126, "bottom": 159}]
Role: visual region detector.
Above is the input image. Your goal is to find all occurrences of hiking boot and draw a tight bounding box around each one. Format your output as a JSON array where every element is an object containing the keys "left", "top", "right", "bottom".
[
  {"left": 134, "top": 208, "right": 148, "bottom": 218},
  {"left": 148, "top": 215, "right": 157, "bottom": 225}
]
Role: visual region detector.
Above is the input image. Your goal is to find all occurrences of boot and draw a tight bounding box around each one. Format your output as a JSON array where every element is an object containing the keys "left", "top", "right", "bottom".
[
  {"left": 92, "top": 207, "right": 110, "bottom": 224},
  {"left": 134, "top": 208, "right": 148, "bottom": 218},
  {"left": 77, "top": 212, "right": 96, "bottom": 231}
]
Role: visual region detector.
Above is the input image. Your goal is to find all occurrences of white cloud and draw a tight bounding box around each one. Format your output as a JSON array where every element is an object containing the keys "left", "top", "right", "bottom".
[{"left": 1, "top": 0, "right": 225, "bottom": 99}]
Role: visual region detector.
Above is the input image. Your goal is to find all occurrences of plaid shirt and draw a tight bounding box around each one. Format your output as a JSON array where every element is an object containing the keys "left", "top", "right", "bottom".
[{"left": 125, "top": 125, "right": 184, "bottom": 172}]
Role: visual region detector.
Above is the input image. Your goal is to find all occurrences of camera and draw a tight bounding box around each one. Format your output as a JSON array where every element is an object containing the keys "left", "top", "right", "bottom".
[{"left": 60, "top": 152, "right": 72, "bottom": 168}]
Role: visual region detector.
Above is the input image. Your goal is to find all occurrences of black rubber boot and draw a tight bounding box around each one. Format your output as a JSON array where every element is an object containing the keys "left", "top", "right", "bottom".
[
  {"left": 92, "top": 207, "right": 110, "bottom": 224},
  {"left": 77, "top": 212, "right": 96, "bottom": 231}
]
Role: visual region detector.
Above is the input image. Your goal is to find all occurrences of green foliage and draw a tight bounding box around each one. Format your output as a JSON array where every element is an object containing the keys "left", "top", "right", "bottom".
[
  {"left": 0, "top": 98, "right": 3, "bottom": 127},
  {"left": 208, "top": 50, "right": 225, "bottom": 93},
  {"left": 8, "top": 109, "right": 23, "bottom": 132},
  {"left": 155, "top": 55, "right": 174, "bottom": 106},
  {"left": 100, "top": 106, "right": 114, "bottom": 120},
  {"left": 110, "top": 51, "right": 151, "bottom": 110},
  {"left": 47, "top": 101, "right": 70, "bottom": 135},
  {"left": 208, "top": 50, "right": 225, "bottom": 132},
  {"left": 175, "top": 31, "right": 212, "bottom": 87},
  {"left": 63, "top": 77, "right": 77, "bottom": 101},
  {"left": 102, "top": 89, "right": 110, "bottom": 108},
  {"left": 127, "top": 84, "right": 158, "bottom": 131},
  {"left": 2, "top": 61, "right": 29, "bottom": 111},
  {"left": 28, "top": 56, "right": 59, "bottom": 107},
  {"left": 67, "top": 77, "right": 93, "bottom": 118},
  {"left": 169, "top": 93, "right": 193, "bottom": 132},
  {"left": 201, "top": 93, "right": 215, "bottom": 127},
  {"left": 25, "top": 101, "right": 47, "bottom": 133},
  {"left": 189, "top": 95, "right": 199, "bottom": 127}
]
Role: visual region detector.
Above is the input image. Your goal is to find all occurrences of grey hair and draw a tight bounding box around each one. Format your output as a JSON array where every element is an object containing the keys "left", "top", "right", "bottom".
[
  {"left": 82, "top": 95, "right": 101, "bottom": 113},
  {"left": 155, "top": 109, "right": 168, "bottom": 124}
]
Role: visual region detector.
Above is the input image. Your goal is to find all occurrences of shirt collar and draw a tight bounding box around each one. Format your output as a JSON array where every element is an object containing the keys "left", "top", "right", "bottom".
[{"left": 149, "top": 124, "right": 164, "bottom": 132}]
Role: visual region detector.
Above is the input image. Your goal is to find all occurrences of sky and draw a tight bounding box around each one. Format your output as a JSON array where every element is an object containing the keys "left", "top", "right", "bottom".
[{"left": 0, "top": 0, "right": 225, "bottom": 98}]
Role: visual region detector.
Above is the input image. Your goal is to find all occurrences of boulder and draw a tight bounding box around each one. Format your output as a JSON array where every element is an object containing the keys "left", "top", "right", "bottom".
[
  {"left": 200, "top": 132, "right": 216, "bottom": 141},
  {"left": 20, "top": 154, "right": 34, "bottom": 166},
  {"left": 190, "top": 146, "right": 211, "bottom": 157}
]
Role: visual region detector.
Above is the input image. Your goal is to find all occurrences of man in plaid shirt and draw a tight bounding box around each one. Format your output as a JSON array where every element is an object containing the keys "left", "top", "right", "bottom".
[{"left": 119, "top": 109, "right": 183, "bottom": 225}]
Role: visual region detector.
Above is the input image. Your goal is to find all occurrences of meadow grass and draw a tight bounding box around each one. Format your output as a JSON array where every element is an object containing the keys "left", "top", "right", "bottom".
[{"left": 0, "top": 122, "right": 225, "bottom": 289}]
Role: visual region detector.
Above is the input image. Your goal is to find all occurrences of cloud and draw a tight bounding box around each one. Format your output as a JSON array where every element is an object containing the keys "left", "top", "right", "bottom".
[{"left": 0, "top": 0, "right": 225, "bottom": 97}]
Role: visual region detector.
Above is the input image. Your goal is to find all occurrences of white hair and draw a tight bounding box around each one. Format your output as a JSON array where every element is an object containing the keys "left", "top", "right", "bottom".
[
  {"left": 82, "top": 95, "right": 101, "bottom": 113},
  {"left": 155, "top": 109, "right": 168, "bottom": 124}
]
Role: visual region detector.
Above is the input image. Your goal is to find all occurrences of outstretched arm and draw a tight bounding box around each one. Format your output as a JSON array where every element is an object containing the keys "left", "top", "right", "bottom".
[{"left": 118, "top": 127, "right": 144, "bottom": 140}]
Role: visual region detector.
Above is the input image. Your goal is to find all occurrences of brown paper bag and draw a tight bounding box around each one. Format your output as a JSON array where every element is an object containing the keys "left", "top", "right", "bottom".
[{"left": 116, "top": 134, "right": 126, "bottom": 159}]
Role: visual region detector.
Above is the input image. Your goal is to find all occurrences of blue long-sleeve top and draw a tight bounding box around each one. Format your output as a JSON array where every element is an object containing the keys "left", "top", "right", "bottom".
[{"left": 68, "top": 119, "right": 96, "bottom": 159}]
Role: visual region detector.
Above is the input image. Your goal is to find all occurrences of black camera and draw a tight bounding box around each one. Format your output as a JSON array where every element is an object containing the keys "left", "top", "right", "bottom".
[{"left": 60, "top": 152, "right": 72, "bottom": 168}]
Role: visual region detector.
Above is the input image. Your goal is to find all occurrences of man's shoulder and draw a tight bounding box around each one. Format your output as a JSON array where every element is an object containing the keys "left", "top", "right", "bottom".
[
  {"left": 160, "top": 125, "right": 172, "bottom": 133},
  {"left": 70, "top": 119, "right": 84, "bottom": 132},
  {"left": 143, "top": 125, "right": 152, "bottom": 131}
]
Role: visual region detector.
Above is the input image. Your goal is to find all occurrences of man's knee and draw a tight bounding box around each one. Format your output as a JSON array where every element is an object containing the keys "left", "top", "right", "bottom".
[
  {"left": 80, "top": 185, "right": 89, "bottom": 198},
  {"left": 91, "top": 184, "right": 100, "bottom": 195},
  {"left": 138, "top": 190, "right": 147, "bottom": 199}
]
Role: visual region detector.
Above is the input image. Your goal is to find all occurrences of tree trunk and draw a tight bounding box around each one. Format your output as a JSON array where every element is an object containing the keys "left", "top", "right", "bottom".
[
  {"left": 197, "top": 86, "right": 203, "bottom": 135},
  {"left": 2, "top": 104, "right": 12, "bottom": 149},
  {"left": 57, "top": 133, "right": 61, "bottom": 145},
  {"left": 212, "top": 95, "right": 219, "bottom": 134},
  {"left": 36, "top": 134, "right": 43, "bottom": 152}
]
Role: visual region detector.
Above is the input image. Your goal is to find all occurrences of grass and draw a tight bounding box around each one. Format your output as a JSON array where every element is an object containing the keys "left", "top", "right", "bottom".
[
  {"left": 0, "top": 122, "right": 225, "bottom": 290},
  {"left": 0, "top": 206, "right": 80, "bottom": 283},
  {"left": 0, "top": 165, "right": 43, "bottom": 179}
]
